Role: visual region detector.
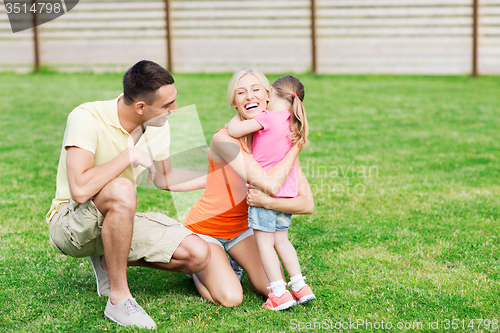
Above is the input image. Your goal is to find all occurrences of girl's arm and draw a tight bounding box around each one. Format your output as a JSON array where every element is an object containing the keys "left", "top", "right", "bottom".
[
  {"left": 246, "top": 159, "right": 314, "bottom": 214},
  {"left": 227, "top": 114, "right": 263, "bottom": 138},
  {"left": 211, "top": 129, "right": 299, "bottom": 196}
]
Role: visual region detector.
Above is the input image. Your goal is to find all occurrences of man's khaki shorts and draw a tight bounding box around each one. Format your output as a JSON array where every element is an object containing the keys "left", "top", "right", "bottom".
[{"left": 48, "top": 199, "right": 193, "bottom": 263}]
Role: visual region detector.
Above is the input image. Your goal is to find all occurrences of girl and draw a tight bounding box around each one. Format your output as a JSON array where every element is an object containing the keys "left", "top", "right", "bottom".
[{"left": 227, "top": 75, "right": 315, "bottom": 310}]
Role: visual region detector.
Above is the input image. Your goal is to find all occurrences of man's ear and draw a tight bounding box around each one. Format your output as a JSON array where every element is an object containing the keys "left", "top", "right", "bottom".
[{"left": 134, "top": 100, "right": 146, "bottom": 115}]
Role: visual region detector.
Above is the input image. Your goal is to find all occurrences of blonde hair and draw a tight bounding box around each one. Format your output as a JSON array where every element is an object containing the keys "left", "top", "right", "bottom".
[
  {"left": 227, "top": 67, "right": 270, "bottom": 119},
  {"left": 272, "top": 75, "right": 309, "bottom": 150}
]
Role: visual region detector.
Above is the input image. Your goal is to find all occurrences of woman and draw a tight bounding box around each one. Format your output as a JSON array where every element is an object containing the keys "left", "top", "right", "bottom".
[{"left": 183, "top": 68, "right": 314, "bottom": 306}]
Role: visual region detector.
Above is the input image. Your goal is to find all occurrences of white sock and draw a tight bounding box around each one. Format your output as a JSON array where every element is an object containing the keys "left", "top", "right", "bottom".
[
  {"left": 290, "top": 274, "right": 306, "bottom": 291},
  {"left": 269, "top": 279, "right": 287, "bottom": 297}
]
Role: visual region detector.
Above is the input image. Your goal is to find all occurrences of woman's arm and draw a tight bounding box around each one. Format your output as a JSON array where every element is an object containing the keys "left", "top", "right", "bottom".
[
  {"left": 211, "top": 130, "right": 299, "bottom": 196},
  {"left": 246, "top": 159, "right": 314, "bottom": 214},
  {"left": 227, "top": 114, "right": 263, "bottom": 138}
]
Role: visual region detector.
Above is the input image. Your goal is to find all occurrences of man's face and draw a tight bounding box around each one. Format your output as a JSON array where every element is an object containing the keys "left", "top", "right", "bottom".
[{"left": 143, "top": 84, "right": 178, "bottom": 127}]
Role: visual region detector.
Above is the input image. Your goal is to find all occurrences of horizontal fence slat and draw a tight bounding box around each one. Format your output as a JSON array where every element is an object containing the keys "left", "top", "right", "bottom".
[
  {"left": 481, "top": 26, "right": 500, "bottom": 34},
  {"left": 6, "top": 17, "right": 486, "bottom": 29},
  {"left": 172, "top": 28, "right": 309, "bottom": 37},
  {"left": 40, "top": 41, "right": 166, "bottom": 51},
  {"left": 318, "top": 36, "right": 472, "bottom": 44},
  {"left": 74, "top": 2, "right": 164, "bottom": 10},
  {"left": 0, "top": 29, "right": 33, "bottom": 40},
  {"left": 319, "top": 26, "right": 472, "bottom": 36},
  {"left": 40, "top": 55, "right": 166, "bottom": 64},
  {"left": 173, "top": 19, "right": 311, "bottom": 28},
  {"left": 172, "top": 1, "right": 310, "bottom": 9},
  {"left": 317, "top": 0, "right": 473, "bottom": 6},
  {"left": 50, "top": 11, "right": 165, "bottom": 20},
  {"left": 172, "top": 9, "right": 310, "bottom": 19},
  {"left": 40, "top": 20, "right": 165, "bottom": 30},
  {"left": 481, "top": 8, "right": 500, "bottom": 14},
  {"left": 480, "top": 16, "right": 500, "bottom": 24},
  {"left": 174, "top": 55, "right": 310, "bottom": 63},
  {"left": 170, "top": 63, "right": 310, "bottom": 74},
  {"left": 171, "top": 17, "right": 476, "bottom": 28},
  {"left": 317, "top": 65, "right": 471, "bottom": 74},
  {"left": 318, "top": 17, "right": 473, "bottom": 26},
  {"left": 38, "top": 30, "right": 166, "bottom": 39},
  {"left": 479, "top": 49, "right": 500, "bottom": 55},
  {"left": 319, "top": 56, "right": 471, "bottom": 65},
  {"left": 480, "top": 36, "right": 500, "bottom": 44},
  {"left": 174, "top": 37, "right": 311, "bottom": 54},
  {"left": 318, "top": 7, "right": 472, "bottom": 17}
]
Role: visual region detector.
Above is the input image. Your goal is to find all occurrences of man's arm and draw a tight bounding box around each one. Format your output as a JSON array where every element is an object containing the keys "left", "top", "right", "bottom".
[
  {"left": 153, "top": 159, "right": 207, "bottom": 192},
  {"left": 246, "top": 159, "right": 314, "bottom": 214},
  {"left": 67, "top": 146, "right": 155, "bottom": 204}
]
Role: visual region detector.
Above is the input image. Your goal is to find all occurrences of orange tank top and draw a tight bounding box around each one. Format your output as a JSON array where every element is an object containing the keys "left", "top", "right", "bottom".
[{"left": 183, "top": 129, "right": 249, "bottom": 239}]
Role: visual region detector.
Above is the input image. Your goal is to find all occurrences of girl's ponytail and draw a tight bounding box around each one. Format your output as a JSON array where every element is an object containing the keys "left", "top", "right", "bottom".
[
  {"left": 289, "top": 94, "right": 309, "bottom": 150},
  {"left": 272, "top": 76, "right": 309, "bottom": 150}
]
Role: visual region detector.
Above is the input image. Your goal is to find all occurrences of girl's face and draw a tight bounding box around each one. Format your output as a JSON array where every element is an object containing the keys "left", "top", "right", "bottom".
[{"left": 231, "top": 74, "right": 269, "bottom": 119}]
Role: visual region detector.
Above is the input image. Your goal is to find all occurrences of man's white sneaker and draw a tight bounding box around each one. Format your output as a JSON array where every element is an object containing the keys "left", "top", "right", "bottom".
[
  {"left": 88, "top": 256, "right": 110, "bottom": 297},
  {"left": 104, "top": 297, "right": 156, "bottom": 329}
]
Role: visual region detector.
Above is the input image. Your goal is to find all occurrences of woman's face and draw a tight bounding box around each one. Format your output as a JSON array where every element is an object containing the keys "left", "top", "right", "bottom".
[{"left": 231, "top": 74, "right": 269, "bottom": 119}]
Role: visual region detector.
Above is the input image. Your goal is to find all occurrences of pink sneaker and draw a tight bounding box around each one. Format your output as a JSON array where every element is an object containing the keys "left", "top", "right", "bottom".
[
  {"left": 292, "top": 285, "right": 316, "bottom": 304},
  {"left": 262, "top": 291, "right": 297, "bottom": 311}
]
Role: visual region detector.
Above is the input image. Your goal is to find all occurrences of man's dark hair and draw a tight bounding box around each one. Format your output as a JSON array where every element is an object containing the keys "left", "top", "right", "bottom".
[{"left": 123, "top": 60, "right": 174, "bottom": 105}]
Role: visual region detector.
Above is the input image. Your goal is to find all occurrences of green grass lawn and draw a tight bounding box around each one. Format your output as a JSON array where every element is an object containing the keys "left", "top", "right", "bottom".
[{"left": 0, "top": 72, "right": 499, "bottom": 332}]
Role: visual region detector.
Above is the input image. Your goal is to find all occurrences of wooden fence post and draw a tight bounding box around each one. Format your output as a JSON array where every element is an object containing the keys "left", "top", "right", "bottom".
[
  {"left": 311, "top": 0, "right": 317, "bottom": 74},
  {"left": 33, "top": 0, "right": 40, "bottom": 73},
  {"left": 165, "top": 0, "right": 173, "bottom": 72},
  {"left": 472, "top": 0, "right": 479, "bottom": 77}
]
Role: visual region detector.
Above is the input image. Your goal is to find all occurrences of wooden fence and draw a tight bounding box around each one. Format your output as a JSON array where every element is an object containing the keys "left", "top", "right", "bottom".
[{"left": 1, "top": 0, "right": 499, "bottom": 74}]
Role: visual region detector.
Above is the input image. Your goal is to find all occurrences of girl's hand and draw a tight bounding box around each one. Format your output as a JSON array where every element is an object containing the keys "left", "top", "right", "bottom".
[{"left": 246, "top": 185, "right": 272, "bottom": 208}]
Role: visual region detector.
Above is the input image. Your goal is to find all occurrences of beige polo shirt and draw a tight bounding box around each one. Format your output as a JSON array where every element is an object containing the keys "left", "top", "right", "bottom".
[{"left": 46, "top": 94, "right": 170, "bottom": 221}]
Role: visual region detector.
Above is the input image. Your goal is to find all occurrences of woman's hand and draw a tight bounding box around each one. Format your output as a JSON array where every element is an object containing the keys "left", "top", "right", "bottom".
[
  {"left": 245, "top": 159, "right": 315, "bottom": 215},
  {"left": 246, "top": 185, "right": 272, "bottom": 208}
]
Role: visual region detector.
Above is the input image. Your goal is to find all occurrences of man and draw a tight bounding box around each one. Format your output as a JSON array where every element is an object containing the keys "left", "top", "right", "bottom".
[{"left": 46, "top": 60, "right": 210, "bottom": 329}]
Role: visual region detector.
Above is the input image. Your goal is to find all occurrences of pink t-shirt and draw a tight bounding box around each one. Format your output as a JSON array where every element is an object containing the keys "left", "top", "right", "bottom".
[{"left": 252, "top": 110, "right": 298, "bottom": 198}]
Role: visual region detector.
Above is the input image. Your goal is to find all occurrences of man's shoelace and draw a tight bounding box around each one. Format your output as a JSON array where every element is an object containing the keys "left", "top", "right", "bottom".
[{"left": 125, "top": 299, "right": 146, "bottom": 315}]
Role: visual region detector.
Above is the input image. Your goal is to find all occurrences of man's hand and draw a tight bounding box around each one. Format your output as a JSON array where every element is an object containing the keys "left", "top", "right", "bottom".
[{"left": 129, "top": 147, "right": 156, "bottom": 182}]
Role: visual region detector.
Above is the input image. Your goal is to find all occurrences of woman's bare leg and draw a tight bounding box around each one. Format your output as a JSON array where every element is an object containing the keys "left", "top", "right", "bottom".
[
  {"left": 191, "top": 243, "right": 243, "bottom": 307},
  {"left": 228, "top": 234, "right": 269, "bottom": 297}
]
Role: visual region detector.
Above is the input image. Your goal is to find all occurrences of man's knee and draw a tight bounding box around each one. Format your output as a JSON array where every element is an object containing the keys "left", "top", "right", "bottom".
[
  {"left": 99, "top": 178, "right": 137, "bottom": 212},
  {"left": 180, "top": 235, "right": 211, "bottom": 273}
]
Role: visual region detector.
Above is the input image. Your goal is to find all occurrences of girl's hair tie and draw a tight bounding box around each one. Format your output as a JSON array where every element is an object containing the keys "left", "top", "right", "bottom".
[{"left": 291, "top": 93, "right": 297, "bottom": 98}]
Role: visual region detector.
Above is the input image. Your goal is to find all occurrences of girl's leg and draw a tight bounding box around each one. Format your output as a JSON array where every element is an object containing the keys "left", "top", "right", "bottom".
[
  {"left": 274, "top": 229, "right": 315, "bottom": 304},
  {"left": 274, "top": 230, "right": 301, "bottom": 277},
  {"left": 251, "top": 230, "right": 284, "bottom": 283},
  {"left": 192, "top": 243, "right": 243, "bottom": 307},
  {"left": 227, "top": 234, "right": 269, "bottom": 297}
]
